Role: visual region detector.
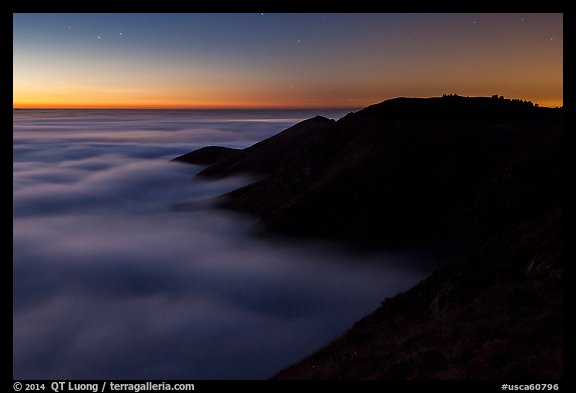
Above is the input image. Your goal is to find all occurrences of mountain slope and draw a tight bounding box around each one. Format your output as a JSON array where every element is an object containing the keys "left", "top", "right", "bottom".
[
  {"left": 173, "top": 96, "right": 563, "bottom": 379},
  {"left": 189, "top": 115, "right": 335, "bottom": 177},
  {"left": 175, "top": 96, "right": 562, "bottom": 250},
  {"left": 273, "top": 207, "right": 562, "bottom": 379}
]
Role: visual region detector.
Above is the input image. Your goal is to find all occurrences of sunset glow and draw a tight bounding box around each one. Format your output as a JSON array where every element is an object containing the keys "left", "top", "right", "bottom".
[{"left": 13, "top": 13, "right": 563, "bottom": 109}]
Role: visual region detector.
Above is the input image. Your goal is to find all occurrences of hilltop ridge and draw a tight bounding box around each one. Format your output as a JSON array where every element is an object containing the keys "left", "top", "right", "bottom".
[{"left": 173, "top": 95, "right": 563, "bottom": 379}]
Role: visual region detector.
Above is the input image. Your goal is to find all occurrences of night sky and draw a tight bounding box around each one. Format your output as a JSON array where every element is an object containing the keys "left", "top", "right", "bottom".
[{"left": 13, "top": 13, "right": 563, "bottom": 109}]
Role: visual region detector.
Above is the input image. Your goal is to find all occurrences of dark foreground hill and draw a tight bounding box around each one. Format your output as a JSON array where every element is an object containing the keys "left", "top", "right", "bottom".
[{"left": 173, "top": 96, "right": 563, "bottom": 379}]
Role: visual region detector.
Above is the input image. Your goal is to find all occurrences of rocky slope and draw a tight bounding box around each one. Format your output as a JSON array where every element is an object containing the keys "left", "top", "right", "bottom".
[{"left": 173, "top": 96, "right": 563, "bottom": 379}]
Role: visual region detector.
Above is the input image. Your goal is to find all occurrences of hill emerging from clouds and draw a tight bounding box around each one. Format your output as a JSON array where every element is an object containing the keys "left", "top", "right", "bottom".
[{"left": 173, "top": 95, "right": 563, "bottom": 379}]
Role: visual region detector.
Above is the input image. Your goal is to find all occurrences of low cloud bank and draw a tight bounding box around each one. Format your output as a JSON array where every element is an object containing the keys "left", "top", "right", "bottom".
[{"left": 14, "top": 110, "right": 428, "bottom": 379}]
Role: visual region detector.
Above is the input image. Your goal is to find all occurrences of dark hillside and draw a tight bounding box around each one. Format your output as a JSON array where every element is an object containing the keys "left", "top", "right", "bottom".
[{"left": 173, "top": 96, "right": 563, "bottom": 379}]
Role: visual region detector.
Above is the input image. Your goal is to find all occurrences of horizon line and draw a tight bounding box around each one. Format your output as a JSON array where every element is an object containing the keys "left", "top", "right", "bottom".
[
  {"left": 12, "top": 106, "right": 365, "bottom": 111},
  {"left": 12, "top": 95, "right": 564, "bottom": 111},
  {"left": 12, "top": 106, "right": 361, "bottom": 111}
]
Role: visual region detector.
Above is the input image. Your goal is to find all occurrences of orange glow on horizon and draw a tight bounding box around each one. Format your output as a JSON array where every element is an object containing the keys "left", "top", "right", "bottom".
[
  {"left": 12, "top": 87, "right": 370, "bottom": 110},
  {"left": 12, "top": 96, "right": 564, "bottom": 110},
  {"left": 11, "top": 100, "right": 362, "bottom": 110},
  {"left": 13, "top": 13, "right": 563, "bottom": 111}
]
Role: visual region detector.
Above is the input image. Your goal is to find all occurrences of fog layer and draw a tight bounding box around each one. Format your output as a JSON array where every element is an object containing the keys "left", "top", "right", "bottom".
[{"left": 14, "top": 110, "right": 430, "bottom": 379}]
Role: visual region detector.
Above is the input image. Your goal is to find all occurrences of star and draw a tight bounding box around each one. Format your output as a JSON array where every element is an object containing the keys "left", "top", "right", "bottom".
[
  {"left": 261, "top": 13, "right": 264, "bottom": 16},
  {"left": 97, "top": 35, "right": 102, "bottom": 40},
  {"left": 119, "top": 32, "right": 124, "bottom": 37},
  {"left": 297, "top": 39, "right": 302, "bottom": 44}
]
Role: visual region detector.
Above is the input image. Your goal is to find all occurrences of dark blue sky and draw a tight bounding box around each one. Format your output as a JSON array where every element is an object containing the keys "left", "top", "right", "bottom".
[{"left": 13, "top": 13, "right": 563, "bottom": 108}]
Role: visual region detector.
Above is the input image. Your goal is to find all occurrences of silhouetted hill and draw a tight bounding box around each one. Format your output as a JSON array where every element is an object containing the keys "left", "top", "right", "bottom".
[
  {"left": 172, "top": 95, "right": 563, "bottom": 379},
  {"left": 172, "top": 146, "right": 240, "bottom": 166},
  {"left": 175, "top": 95, "right": 561, "bottom": 251},
  {"left": 195, "top": 115, "right": 335, "bottom": 177}
]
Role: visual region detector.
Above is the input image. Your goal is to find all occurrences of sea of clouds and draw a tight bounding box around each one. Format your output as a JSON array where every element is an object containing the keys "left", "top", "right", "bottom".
[{"left": 13, "top": 109, "right": 433, "bottom": 379}]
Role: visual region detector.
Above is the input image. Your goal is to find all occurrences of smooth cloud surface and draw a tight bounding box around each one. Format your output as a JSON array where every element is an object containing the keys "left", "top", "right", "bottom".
[{"left": 14, "top": 109, "right": 432, "bottom": 379}]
